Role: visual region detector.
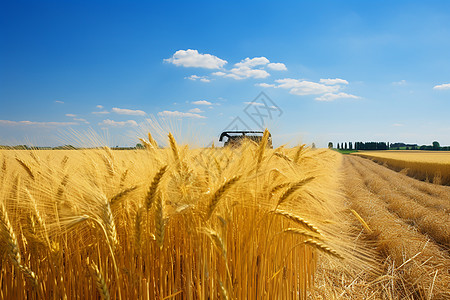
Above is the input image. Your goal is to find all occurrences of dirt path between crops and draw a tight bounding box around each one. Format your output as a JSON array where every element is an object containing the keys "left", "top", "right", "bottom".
[{"left": 339, "top": 155, "right": 450, "bottom": 299}]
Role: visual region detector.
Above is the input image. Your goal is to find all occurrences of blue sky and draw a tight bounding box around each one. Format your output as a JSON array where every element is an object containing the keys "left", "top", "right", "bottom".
[{"left": 1, "top": 1, "right": 450, "bottom": 147}]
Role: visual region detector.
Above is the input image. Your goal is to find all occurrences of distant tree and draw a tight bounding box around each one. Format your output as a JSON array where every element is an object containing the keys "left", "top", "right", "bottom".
[
  {"left": 337, "top": 143, "right": 340, "bottom": 150},
  {"left": 136, "top": 143, "right": 144, "bottom": 149},
  {"left": 349, "top": 142, "right": 353, "bottom": 150},
  {"left": 328, "top": 142, "right": 333, "bottom": 149},
  {"left": 344, "top": 142, "right": 348, "bottom": 150},
  {"left": 432, "top": 141, "right": 440, "bottom": 150},
  {"left": 311, "top": 143, "right": 316, "bottom": 149}
]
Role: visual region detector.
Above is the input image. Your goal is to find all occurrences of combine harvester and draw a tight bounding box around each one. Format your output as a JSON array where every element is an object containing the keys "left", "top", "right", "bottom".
[{"left": 219, "top": 131, "right": 273, "bottom": 148}]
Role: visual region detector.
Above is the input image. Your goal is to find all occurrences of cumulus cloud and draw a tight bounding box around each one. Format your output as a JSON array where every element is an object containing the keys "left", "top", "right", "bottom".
[
  {"left": 185, "top": 75, "right": 211, "bottom": 82},
  {"left": 98, "top": 119, "right": 138, "bottom": 127},
  {"left": 433, "top": 83, "right": 450, "bottom": 90},
  {"left": 234, "top": 57, "right": 270, "bottom": 68},
  {"left": 112, "top": 107, "right": 146, "bottom": 116},
  {"left": 157, "top": 110, "right": 206, "bottom": 119},
  {"left": 164, "top": 49, "right": 227, "bottom": 69},
  {"left": 65, "top": 114, "right": 76, "bottom": 117},
  {"left": 267, "top": 63, "right": 287, "bottom": 71},
  {"left": 0, "top": 120, "right": 77, "bottom": 126},
  {"left": 210, "top": 56, "right": 285, "bottom": 80},
  {"left": 319, "top": 78, "right": 349, "bottom": 85},
  {"left": 275, "top": 78, "right": 340, "bottom": 95},
  {"left": 188, "top": 108, "right": 204, "bottom": 113},
  {"left": 315, "top": 92, "right": 360, "bottom": 101},
  {"left": 255, "top": 83, "right": 276, "bottom": 88},
  {"left": 192, "top": 100, "right": 212, "bottom": 105},
  {"left": 96, "top": 105, "right": 104, "bottom": 109},
  {"left": 92, "top": 111, "right": 110, "bottom": 115}
]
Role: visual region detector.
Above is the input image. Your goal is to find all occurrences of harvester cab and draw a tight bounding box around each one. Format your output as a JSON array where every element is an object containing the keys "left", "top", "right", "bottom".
[{"left": 219, "top": 131, "right": 273, "bottom": 148}]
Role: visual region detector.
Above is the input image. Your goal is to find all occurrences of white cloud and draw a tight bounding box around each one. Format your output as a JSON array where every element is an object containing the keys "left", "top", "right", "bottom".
[
  {"left": 275, "top": 78, "right": 340, "bottom": 95},
  {"left": 98, "top": 119, "right": 138, "bottom": 127},
  {"left": 267, "top": 63, "right": 287, "bottom": 71},
  {"left": 433, "top": 83, "right": 450, "bottom": 90},
  {"left": 315, "top": 92, "right": 360, "bottom": 101},
  {"left": 244, "top": 102, "right": 265, "bottom": 107},
  {"left": 319, "top": 78, "right": 349, "bottom": 85},
  {"left": 192, "top": 100, "right": 212, "bottom": 105},
  {"left": 211, "top": 56, "right": 282, "bottom": 80},
  {"left": 0, "top": 120, "right": 77, "bottom": 126},
  {"left": 157, "top": 110, "right": 206, "bottom": 119},
  {"left": 188, "top": 108, "right": 204, "bottom": 113},
  {"left": 234, "top": 57, "right": 270, "bottom": 68},
  {"left": 392, "top": 80, "right": 407, "bottom": 86},
  {"left": 73, "top": 118, "right": 90, "bottom": 124},
  {"left": 255, "top": 83, "right": 275, "bottom": 88},
  {"left": 112, "top": 107, "right": 146, "bottom": 116},
  {"left": 65, "top": 114, "right": 76, "bottom": 117},
  {"left": 185, "top": 75, "right": 211, "bottom": 82},
  {"left": 55, "top": 100, "right": 64, "bottom": 104},
  {"left": 92, "top": 111, "right": 110, "bottom": 115},
  {"left": 164, "top": 49, "right": 227, "bottom": 69},
  {"left": 393, "top": 123, "right": 404, "bottom": 127},
  {"left": 96, "top": 105, "right": 104, "bottom": 109}
]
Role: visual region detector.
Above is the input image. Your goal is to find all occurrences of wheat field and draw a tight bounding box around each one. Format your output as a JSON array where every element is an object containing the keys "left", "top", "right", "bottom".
[
  {"left": 2, "top": 132, "right": 449, "bottom": 299},
  {"left": 353, "top": 150, "right": 450, "bottom": 185},
  {"left": 0, "top": 131, "right": 370, "bottom": 299}
]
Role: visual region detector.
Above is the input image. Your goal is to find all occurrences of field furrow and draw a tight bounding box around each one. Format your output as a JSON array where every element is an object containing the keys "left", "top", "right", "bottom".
[
  {"left": 351, "top": 156, "right": 450, "bottom": 213},
  {"left": 348, "top": 156, "right": 450, "bottom": 247},
  {"left": 341, "top": 156, "right": 450, "bottom": 299}
]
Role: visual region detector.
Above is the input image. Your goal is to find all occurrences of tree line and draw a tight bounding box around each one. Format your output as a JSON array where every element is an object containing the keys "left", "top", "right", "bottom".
[{"left": 328, "top": 141, "right": 450, "bottom": 151}]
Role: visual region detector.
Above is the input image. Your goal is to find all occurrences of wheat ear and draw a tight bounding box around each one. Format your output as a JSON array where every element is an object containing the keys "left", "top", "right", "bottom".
[
  {"left": 155, "top": 191, "right": 165, "bottom": 250},
  {"left": 0, "top": 202, "right": 39, "bottom": 286},
  {"left": 134, "top": 206, "right": 144, "bottom": 251},
  {"left": 304, "top": 239, "right": 343, "bottom": 260},
  {"left": 15, "top": 157, "right": 35, "bottom": 180},
  {"left": 145, "top": 165, "right": 168, "bottom": 210},
  {"left": 282, "top": 228, "right": 322, "bottom": 241},
  {"left": 202, "top": 228, "right": 227, "bottom": 259},
  {"left": 277, "top": 177, "right": 314, "bottom": 207},
  {"left": 274, "top": 209, "right": 321, "bottom": 234},
  {"left": 274, "top": 152, "right": 293, "bottom": 162},
  {"left": 110, "top": 185, "right": 137, "bottom": 206},
  {"left": 218, "top": 280, "right": 229, "bottom": 300},
  {"left": 102, "top": 199, "right": 118, "bottom": 250},
  {"left": 168, "top": 133, "right": 180, "bottom": 165},
  {"left": 90, "top": 262, "right": 110, "bottom": 300},
  {"left": 256, "top": 129, "right": 270, "bottom": 169},
  {"left": 293, "top": 144, "right": 306, "bottom": 163},
  {"left": 207, "top": 176, "right": 241, "bottom": 219},
  {"left": 148, "top": 132, "right": 158, "bottom": 148}
]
